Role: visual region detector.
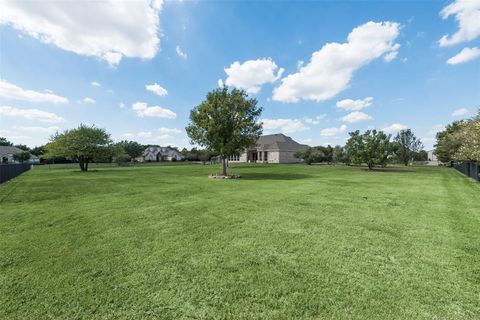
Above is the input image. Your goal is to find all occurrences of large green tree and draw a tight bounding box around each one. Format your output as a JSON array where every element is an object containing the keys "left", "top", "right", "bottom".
[
  {"left": 454, "top": 109, "right": 480, "bottom": 162},
  {"left": 346, "top": 130, "right": 393, "bottom": 170},
  {"left": 393, "top": 129, "right": 423, "bottom": 166},
  {"left": 13, "top": 151, "right": 31, "bottom": 163},
  {"left": 45, "top": 124, "right": 112, "bottom": 171},
  {"left": 434, "top": 121, "right": 464, "bottom": 163},
  {"left": 186, "top": 87, "right": 263, "bottom": 176}
]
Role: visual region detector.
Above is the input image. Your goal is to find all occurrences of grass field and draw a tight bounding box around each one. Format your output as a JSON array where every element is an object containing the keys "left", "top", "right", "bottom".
[{"left": 1, "top": 164, "right": 479, "bottom": 319}]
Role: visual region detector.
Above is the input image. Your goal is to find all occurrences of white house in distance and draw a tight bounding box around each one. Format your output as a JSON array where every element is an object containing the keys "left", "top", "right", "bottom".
[
  {"left": 228, "top": 133, "right": 309, "bottom": 164},
  {"left": 427, "top": 150, "right": 440, "bottom": 166},
  {"left": 140, "top": 146, "right": 184, "bottom": 162}
]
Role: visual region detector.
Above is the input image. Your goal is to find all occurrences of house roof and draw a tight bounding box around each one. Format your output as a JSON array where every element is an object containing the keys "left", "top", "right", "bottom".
[
  {"left": 143, "top": 146, "right": 183, "bottom": 158},
  {"left": 0, "top": 146, "right": 24, "bottom": 157},
  {"left": 255, "top": 134, "right": 309, "bottom": 151}
]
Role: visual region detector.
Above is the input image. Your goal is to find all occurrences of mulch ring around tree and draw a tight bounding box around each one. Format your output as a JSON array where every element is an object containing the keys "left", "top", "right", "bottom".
[{"left": 208, "top": 174, "right": 241, "bottom": 179}]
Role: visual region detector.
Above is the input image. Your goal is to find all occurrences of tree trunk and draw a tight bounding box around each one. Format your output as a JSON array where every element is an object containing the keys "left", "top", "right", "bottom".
[
  {"left": 79, "top": 161, "right": 85, "bottom": 172},
  {"left": 85, "top": 161, "right": 89, "bottom": 171},
  {"left": 222, "top": 157, "right": 227, "bottom": 176},
  {"left": 367, "top": 160, "right": 374, "bottom": 170}
]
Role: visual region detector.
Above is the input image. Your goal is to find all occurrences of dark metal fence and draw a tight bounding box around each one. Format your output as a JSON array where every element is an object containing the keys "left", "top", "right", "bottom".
[
  {"left": 454, "top": 161, "right": 480, "bottom": 182},
  {"left": 0, "top": 163, "right": 31, "bottom": 184}
]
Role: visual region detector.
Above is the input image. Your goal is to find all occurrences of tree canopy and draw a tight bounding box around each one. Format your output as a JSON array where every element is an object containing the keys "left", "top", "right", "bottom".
[
  {"left": 453, "top": 109, "right": 480, "bottom": 162},
  {"left": 13, "top": 151, "right": 31, "bottom": 163},
  {"left": 346, "top": 130, "right": 393, "bottom": 170},
  {"left": 45, "top": 124, "right": 112, "bottom": 171},
  {"left": 0, "top": 137, "right": 13, "bottom": 146},
  {"left": 115, "top": 140, "right": 145, "bottom": 159},
  {"left": 186, "top": 86, "right": 263, "bottom": 175},
  {"left": 393, "top": 129, "right": 423, "bottom": 166}
]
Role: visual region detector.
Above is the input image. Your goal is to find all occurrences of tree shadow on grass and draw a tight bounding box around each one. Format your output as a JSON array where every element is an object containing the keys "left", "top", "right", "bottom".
[
  {"left": 241, "top": 172, "right": 312, "bottom": 180},
  {"left": 363, "top": 167, "right": 416, "bottom": 173}
]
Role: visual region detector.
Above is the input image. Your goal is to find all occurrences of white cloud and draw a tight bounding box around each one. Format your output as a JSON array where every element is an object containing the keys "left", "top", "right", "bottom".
[
  {"left": 0, "top": 106, "right": 64, "bottom": 123},
  {"left": 341, "top": 111, "right": 373, "bottom": 123},
  {"left": 224, "top": 58, "right": 284, "bottom": 94},
  {"left": 218, "top": 79, "right": 224, "bottom": 87},
  {"left": 91, "top": 81, "right": 101, "bottom": 87},
  {"left": 336, "top": 97, "right": 374, "bottom": 111},
  {"left": 439, "top": 0, "right": 480, "bottom": 47},
  {"left": 272, "top": 21, "right": 400, "bottom": 102},
  {"left": 0, "top": 79, "right": 68, "bottom": 104},
  {"left": 146, "top": 83, "right": 168, "bottom": 96},
  {"left": 13, "top": 125, "right": 60, "bottom": 134},
  {"left": 77, "top": 97, "right": 96, "bottom": 104},
  {"left": 381, "top": 123, "right": 408, "bottom": 134},
  {"left": 122, "top": 127, "right": 182, "bottom": 143},
  {"left": 176, "top": 45, "right": 187, "bottom": 59},
  {"left": 119, "top": 102, "right": 125, "bottom": 108},
  {"left": 0, "top": 0, "right": 163, "bottom": 66},
  {"left": 428, "top": 124, "right": 446, "bottom": 135},
  {"left": 452, "top": 107, "right": 469, "bottom": 116},
  {"left": 261, "top": 118, "right": 309, "bottom": 134},
  {"left": 303, "top": 114, "right": 326, "bottom": 125},
  {"left": 132, "top": 102, "right": 176, "bottom": 119},
  {"left": 447, "top": 47, "right": 480, "bottom": 64},
  {"left": 320, "top": 125, "right": 347, "bottom": 137}
]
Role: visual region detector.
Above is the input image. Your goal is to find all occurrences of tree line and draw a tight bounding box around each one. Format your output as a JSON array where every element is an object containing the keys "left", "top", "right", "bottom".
[{"left": 295, "top": 129, "right": 426, "bottom": 169}]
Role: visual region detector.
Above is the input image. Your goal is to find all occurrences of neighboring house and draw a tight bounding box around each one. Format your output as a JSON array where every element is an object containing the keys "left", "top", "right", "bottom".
[
  {"left": 0, "top": 146, "right": 38, "bottom": 164},
  {"left": 140, "top": 146, "right": 184, "bottom": 162},
  {"left": 228, "top": 133, "right": 309, "bottom": 164},
  {"left": 427, "top": 150, "right": 439, "bottom": 166}
]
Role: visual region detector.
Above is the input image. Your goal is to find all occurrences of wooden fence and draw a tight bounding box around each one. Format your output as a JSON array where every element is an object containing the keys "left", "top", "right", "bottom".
[
  {"left": 454, "top": 161, "right": 480, "bottom": 182},
  {"left": 0, "top": 163, "right": 31, "bottom": 184}
]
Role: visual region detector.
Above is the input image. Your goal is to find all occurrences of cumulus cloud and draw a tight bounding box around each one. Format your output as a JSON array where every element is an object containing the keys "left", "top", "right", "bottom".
[
  {"left": 447, "top": 47, "right": 480, "bottom": 64},
  {"left": 320, "top": 125, "right": 347, "bottom": 137},
  {"left": 439, "top": 0, "right": 480, "bottom": 47},
  {"left": 303, "top": 114, "right": 327, "bottom": 125},
  {"left": 452, "top": 107, "right": 469, "bottom": 116},
  {"left": 341, "top": 111, "right": 373, "bottom": 123},
  {"left": 262, "top": 118, "right": 309, "bottom": 134},
  {"left": 0, "top": 79, "right": 68, "bottom": 104},
  {"left": 273, "top": 21, "right": 400, "bottom": 102},
  {"left": 119, "top": 102, "right": 125, "bottom": 108},
  {"left": 176, "top": 45, "right": 187, "bottom": 59},
  {"left": 0, "top": 106, "right": 64, "bottom": 123},
  {"left": 381, "top": 123, "right": 408, "bottom": 134},
  {"left": 122, "top": 127, "right": 182, "bottom": 142},
  {"left": 224, "top": 58, "right": 284, "bottom": 94},
  {"left": 132, "top": 102, "right": 176, "bottom": 119},
  {"left": 428, "top": 124, "right": 446, "bottom": 135},
  {"left": 336, "top": 97, "right": 374, "bottom": 111},
  {"left": 13, "top": 125, "right": 60, "bottom": 134},
  {"left": 91, "top": 81, "right": 101, "bottom": 87},
  {"left": 78, "top": 97, "right": 96, "bottom": 104},
  {"left": 146, "top": 83, "right": 168, "bottom": 96},
  {"left": 0, "top": 0, "right": 163, "bottom": 66}
]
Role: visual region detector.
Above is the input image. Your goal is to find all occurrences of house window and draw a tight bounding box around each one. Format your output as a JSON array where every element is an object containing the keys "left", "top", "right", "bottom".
[{"left": 264, "top": 151, "right": 268, "bottom": 161}]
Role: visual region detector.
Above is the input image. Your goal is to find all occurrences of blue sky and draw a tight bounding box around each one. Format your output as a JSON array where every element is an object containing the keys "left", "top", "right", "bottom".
[{"left": 1, "top": 0, "right": 479, "bottom": 150}]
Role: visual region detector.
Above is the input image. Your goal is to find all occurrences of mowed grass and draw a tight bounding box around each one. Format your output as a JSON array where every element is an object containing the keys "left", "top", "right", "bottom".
[{"left": 1, "top": 164, "right": 479, "bottom": 319}]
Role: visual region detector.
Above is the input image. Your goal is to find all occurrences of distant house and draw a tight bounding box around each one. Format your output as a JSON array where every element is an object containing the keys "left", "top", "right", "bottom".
[
  {"left": 140, "top": 146, "right": 184, "bottom": 162},
  {"left": 0, "top": 146, "right": 39, "bottom": 164},
  {"left": 228, "top": 133, "right": 309, "bottom": 164},
  {"left": 427, "top": 150, "right": 439, "bottom": 166}
]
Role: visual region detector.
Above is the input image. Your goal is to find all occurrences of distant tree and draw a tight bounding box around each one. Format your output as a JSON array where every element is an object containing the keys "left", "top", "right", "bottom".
[
  {"left": 332, "top": 145, "right": 348, "bottom": 164},
  {"left": 113, "top": 153, "right": 131, "bottom": 163},
  {"left": 30, "top": 145, "right": 46, "bottom": 157},
  {"left": 14, "top": 144, "right": 30, "bottom": 151},
  {"left": 13, "top": 151, "right": 31, "bottom": 163},
  {"left": 45, "top": 124, "right": 112, "bottom": 171},
  {"left": 413, "top": 150, "right": 428, "bottom": 161},
  {"left": 198, "top": 150, "right": 211, "bottom": 164},
  {"left": 186, "top": 87, "right": 263, "bottom": 176},
  {"left": 0, "top": 137, "right": 13, "bottom": 146},
  {"left": 295, "top": 147, "right": 325, "bottom": 165},
  {"left": 434, "top": 121, "right": 464, "bottom": 164},
  {"left": 454, "top": 109, "right": 480, "bottom": 162},
  {"left": 393, "top": 129, "right": 423, "bottom": 166},
  {"left": 115, "top": 140, "right": 144, "bottom": 159},
  {"left": 346, "top": 130, "right": 393, "bottom": 170}
]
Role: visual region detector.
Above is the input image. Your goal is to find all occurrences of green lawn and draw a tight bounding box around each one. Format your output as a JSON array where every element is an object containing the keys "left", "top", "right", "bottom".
[{"left": 1, "top": 164, "right": 479, "bottom": 319}]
